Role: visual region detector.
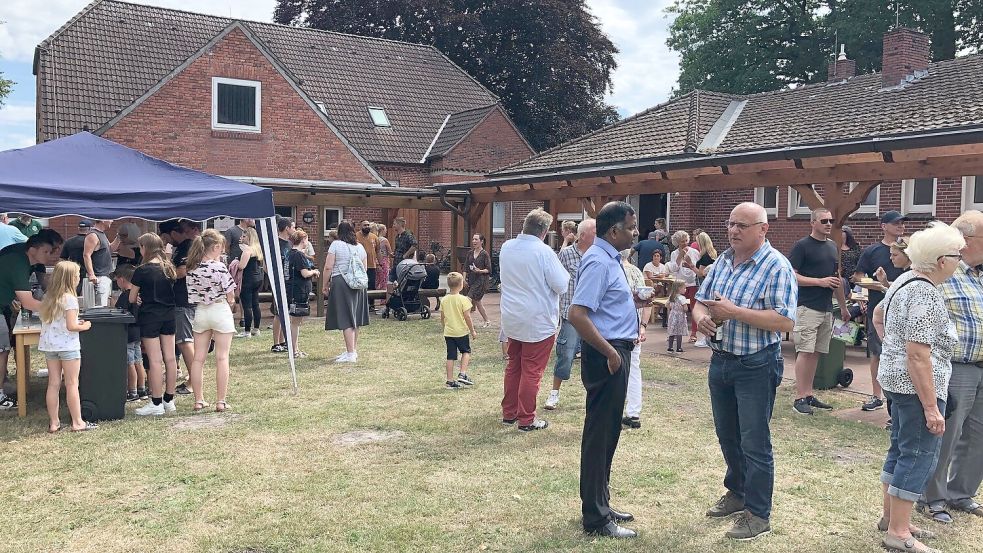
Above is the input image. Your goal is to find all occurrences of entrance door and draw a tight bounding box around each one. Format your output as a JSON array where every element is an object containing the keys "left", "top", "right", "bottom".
[{"left": 637, "top": 193, "right": 668, "bottom": 238}]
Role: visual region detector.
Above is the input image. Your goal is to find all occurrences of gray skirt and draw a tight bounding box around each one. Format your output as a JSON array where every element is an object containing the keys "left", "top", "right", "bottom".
[{"left": 325, "top": 274, "right": 370, "bottom": 331}]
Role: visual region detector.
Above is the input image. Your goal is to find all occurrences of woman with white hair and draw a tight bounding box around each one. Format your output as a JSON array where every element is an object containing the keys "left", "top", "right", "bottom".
[
  {"left": 871, "top": 222, "right": 965, "bottom": 553},
  {"left": 668, "top": 230, "right": 700, "bottom": 342}
]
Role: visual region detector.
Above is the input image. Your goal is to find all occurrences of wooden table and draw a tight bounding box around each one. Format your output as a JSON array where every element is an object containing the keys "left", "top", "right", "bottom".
[
  {"left": 856, "top": 280, "right": 887, "bottom": 293},
  {"left": 12, "top": 315, "right": 41, "bottom": 417}
]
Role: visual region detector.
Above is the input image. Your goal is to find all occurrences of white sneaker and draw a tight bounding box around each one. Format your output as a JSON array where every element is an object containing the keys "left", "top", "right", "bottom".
[
  {"left": 545, "top": 390, "right": 560, "bottom": 410},
  {"left": 135, "top": 402, "right": 165, "bottom": 416},
  {"left": 0, "top": 392, "right": 16, "bottom": 410},
  {"left": 163, "top": 400, "right": 177, "bottom": 413},
  {"left": 694, "top": 338, "right": 710, "bottom": 348},
  {"left": 334, "top": 352, "right": 351, "bottom": 363},
  {"left": 343, "top": 352, "right": 358, "bottom": 363},
  {"left": 250, "top": 329, "right": 260, "bottom": 337},
  {"left": 37, "top": 368, "right": 49, "bottom": 378},
  {"left": 234, "top": 332, "right": 249, "bottom": 339}
]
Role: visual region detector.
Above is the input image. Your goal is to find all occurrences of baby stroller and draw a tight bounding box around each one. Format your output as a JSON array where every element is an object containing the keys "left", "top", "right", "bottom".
[{"left": 382, "top": 260, "right": 431, "bottom": 321}]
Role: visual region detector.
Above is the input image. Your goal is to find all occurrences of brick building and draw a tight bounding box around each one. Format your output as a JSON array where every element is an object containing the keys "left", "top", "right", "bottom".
[
  {"left": 33, "top": 0, "right": 535, "bottom": 256},
  {"left": 461, "top": 27, "right": 983, "bottom": 257}
]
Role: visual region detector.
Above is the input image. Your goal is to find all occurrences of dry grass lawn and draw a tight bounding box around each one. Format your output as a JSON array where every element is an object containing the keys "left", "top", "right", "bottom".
[{"left": 2, "top": 316, "right": 981, "bottom": 552}]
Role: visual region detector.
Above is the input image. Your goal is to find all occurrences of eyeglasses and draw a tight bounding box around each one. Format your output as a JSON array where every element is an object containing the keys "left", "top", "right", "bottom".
[
  {"left": 938, "top": 254, "right": 963, "bottom": 261},
  {"left": 725, "top": 221, "right": 765, "bottom": 231},
  {"left": 818, "top": 218, "right": 834, "bottom": 225}
]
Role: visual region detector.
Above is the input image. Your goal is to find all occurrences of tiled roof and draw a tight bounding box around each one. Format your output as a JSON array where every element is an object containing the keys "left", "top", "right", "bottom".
[
  {"left": 497, "top": 90, "right": 737, "bottom": 174},
  {"left": 425, "top": 105, "right": 497, "bottom": 160},
  {"left": 35, "top": 0, "right": 501, "bottom": 164},
  {"left": 495, "top": 53, "right": 983, "bottom": 176}
]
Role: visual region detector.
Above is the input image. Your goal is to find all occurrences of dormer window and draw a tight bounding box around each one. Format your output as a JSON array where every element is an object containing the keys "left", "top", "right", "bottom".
[
  {"left": 368, "top": 107, "right": 390, "bottom": 127},
  {"left": 212, "top": 77, "right": 261, "bottom": 132}
]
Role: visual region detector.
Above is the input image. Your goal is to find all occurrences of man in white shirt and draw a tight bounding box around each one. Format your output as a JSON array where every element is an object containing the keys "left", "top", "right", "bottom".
[{"left": 499, "top": 208, "right": 569, "bottom": 432}]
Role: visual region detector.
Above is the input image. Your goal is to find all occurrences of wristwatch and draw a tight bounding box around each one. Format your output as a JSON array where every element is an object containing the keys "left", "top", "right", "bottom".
[{"left": 640, "top": 322, "right": 648, "bottom": 328}]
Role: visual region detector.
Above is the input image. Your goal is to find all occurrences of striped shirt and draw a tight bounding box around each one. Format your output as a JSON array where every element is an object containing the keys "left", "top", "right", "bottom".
[
  {"left": 558, "top": 244, "right": 584, "bottom": 320},
  {"left": 940, "top": 261, "right": 983, "bottom": 364},
  {"left": 696, "top": 240, "right": 797, "bottom": 356}
]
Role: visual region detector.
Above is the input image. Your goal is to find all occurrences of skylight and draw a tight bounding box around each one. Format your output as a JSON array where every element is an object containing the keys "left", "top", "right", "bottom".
[{"left": 368, "top": 107, "right": 390, "bottom": 127}]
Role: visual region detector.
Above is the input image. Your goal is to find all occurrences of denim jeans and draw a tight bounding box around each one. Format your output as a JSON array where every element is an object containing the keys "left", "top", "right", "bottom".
[
  {"left": 552, "top": 318, "right": 581, "bottom": 381},
  {"left": 881, "top": 390, "right": 946, "bottom": 502},
  {"left": 708, "top": 342, "right": 781, "bottom": 520}
]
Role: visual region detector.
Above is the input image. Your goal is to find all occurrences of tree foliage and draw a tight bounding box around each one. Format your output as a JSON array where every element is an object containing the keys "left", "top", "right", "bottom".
[
  {"left": 668, "top": 0, "right": 983, "bottom": 96},
  {"left": 273, "top": 0, "right": 620, "bottom": 151}
]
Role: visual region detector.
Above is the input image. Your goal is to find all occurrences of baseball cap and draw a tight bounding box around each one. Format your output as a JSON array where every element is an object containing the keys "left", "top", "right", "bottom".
[
  {"left": 78, "top": 219, "right": 94, "bottom": 228},
  {"left": 880, "top": 211, "right": 908, "bottom": 224}
]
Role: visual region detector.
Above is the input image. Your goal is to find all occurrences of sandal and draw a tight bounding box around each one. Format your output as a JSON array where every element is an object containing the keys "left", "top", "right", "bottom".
[
  {"left": 71, "top": 421, "right": 99, "bottom": 432},
  {"left": 882, "top": 534, "right": 940, "bottom": 553},
  {"left": 689, "top": 335, "right": 697, "bottom": 343},
  {"left": 877, "top": 518, "right": 936, "bottom": 539},
  {"left": 193, "top": 401, "right": 210, "bottom": 412},
  {"left": 215, "top": 401, "right": 229, "bottom": 413},
  {"left": 952, "top": 501, "right": 983, "bottom": 517},
  {"left": 916, "top": 503, "right": 953, "bottom": 524},
  {"left": 47, "top": 425, "right": 62, "bottom": 434}
]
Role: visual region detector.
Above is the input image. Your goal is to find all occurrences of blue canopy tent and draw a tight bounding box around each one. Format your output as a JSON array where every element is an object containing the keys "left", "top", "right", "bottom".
[{"left": 0, "top": 132, "right": 298, "bottom": 390}]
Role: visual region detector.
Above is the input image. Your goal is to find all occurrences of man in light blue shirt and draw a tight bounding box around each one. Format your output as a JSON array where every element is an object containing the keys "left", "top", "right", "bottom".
[
  {"left": 499, "top": 208, "right": 569, "bottom": 432},
  {"left": 569, "top": 201, "right": 646, "bottom": 539},
  {"left": 0, "top": 213, "right": 28, "bottom": 252}
]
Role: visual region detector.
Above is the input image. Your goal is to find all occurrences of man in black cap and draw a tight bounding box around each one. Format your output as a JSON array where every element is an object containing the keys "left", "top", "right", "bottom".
[
  {"left": 60, "top": 219, "right": 93, "bottom": 294},
  {"left": 853, "top": 210, "right": 907, "bottom": 412}
]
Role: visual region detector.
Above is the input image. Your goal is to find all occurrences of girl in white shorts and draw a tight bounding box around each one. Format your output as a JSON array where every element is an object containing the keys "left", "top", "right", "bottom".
[{"left": 186, "top": 229, "right": 237, "bottom": 412}]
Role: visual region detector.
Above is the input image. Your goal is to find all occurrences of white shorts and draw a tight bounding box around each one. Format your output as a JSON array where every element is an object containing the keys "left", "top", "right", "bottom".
[
  {"left": 82, "top": 276, "right": 112, "bottom": 309},
  {"left": 192, "top": 302, "right": 235, "bottom": 335}
]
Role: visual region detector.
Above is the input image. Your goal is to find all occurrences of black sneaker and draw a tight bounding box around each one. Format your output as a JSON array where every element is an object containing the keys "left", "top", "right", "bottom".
[
  {"left": 445, "top": 381, "right": 462, "bottom": 389},
  {"left": 175, "top": 383, "right": 192, "bottom": 395},
  {"left": 675, "top": 347, "right": 683, "bottom": 352},
  {"left": 622, "top": 416, "right": 641, "bottom": 429},
  {"left": 502, "top": 418, "right": 518, "bottom": 425},
  {"left": 807, "top": 395, "right": 833, "bottom": 410},
  {"left": 126, "top": 391, "right": 140, "bottom": 402},
  {"left": 518, "top": 419, "right": 549, "bottom": 432},
  {"left": 862, "top": 396, "right": 885, "bottom": 411},
  {"left": 271, "top": 343, "right": 288, "bottom": 353},
  {"left": 137, "top": 388, "right": 149, "bottom": 400},
  {"left": 457, "top": 373, "right": 474, "bottom": 386},
  {"left": 793, "top": 398, "right": 814, "bottom": 415}
]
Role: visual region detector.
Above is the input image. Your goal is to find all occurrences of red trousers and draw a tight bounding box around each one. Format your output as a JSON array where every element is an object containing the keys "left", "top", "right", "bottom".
[{"left": 502, "top": 335, "right": 556, "bottom": 425}]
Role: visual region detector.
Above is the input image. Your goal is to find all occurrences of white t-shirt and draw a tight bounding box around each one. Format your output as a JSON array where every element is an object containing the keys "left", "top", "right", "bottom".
[
  {"left": 643, "top": 262, "right": 668, "bottom": 276},
  {"left": 39, "top": 293, "right": 81, "bottom": 352},
  {"left": 328, "top": 240, "right": 367, "bottom": 277},
  {"left": 669, "top": 248, "right": 700, "bottom": 286}
]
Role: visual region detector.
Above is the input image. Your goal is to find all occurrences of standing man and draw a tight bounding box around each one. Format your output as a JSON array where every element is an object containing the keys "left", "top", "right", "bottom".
[
  {"left": 9, "top": 214, "right": 43, "bottom": 238},
  {"left": 693, "top": 202, "right": 796, "bottom": 541},
  {"left": 631, "top": 230, "right": 667, "bottom": 272},
  {"left": 271, "top": 216, "right": 295, "bottom": 353},
  {"left": 169, "top": 219, "right": 200, "bottom": 395},
  {"left": 789, "top": 208, "right": 851, "bottom": 415},
  {"left": 390, "top": 217, "right": 417, "bottom": 282},
  {"left": 82, "top": 219, "right": 118, "bottom": 308},
  {"left": 0, "top": 214, "right": 27, "bottom": 251},
  {"left": 60, "top": 220, "right": 92, "bottom": 266},
  {"left": 225, "top": 218, "right": 254, "bottom": 266},
  {"left": 545, "top": 218, "right": 596, "bottom": 410},
  {"left": 499, "top": 208, "right": 569, "bottom": 432},
  {"left": 854, "top": 210, "right": 907, "bottom": 411},
  {"left": 568, "top": 201, "right": 643, "bottom": 538},
  {"left": 919, "top": 210, "right": 983, "bottom": 522},
  {"left": 357, "top": 221, "right": 380, "bottom": 304}
]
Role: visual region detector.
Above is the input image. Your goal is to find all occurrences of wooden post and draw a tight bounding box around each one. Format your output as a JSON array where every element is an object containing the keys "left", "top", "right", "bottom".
[
  {"left": 450, "top": 210, "right": 460, "bottom": 273},
  {"left": 813, "top": 180, "right": 881, "bottom": 271}
]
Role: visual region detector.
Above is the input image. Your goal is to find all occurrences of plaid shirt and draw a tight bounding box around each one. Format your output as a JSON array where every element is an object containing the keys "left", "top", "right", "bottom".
[
  {"left": 393, "top": 230, "right": 417, "bottom": 262},
  {"left": 696, "top": 240, "right": 797, "bottom": 356},
  {"left": 558, "top": 244, "right": 584, "bottom": 320},
  {"left": 941, "top": 261, "right": 983, "bottom": 364}
]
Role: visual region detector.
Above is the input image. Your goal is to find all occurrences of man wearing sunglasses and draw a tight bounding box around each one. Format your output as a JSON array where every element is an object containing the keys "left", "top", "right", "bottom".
[
  {"left": 789, "top": 209, "right": 851, "bottom": 415},
  {"left": 854, "top": 210, "right": 908, "bottom": 412}
]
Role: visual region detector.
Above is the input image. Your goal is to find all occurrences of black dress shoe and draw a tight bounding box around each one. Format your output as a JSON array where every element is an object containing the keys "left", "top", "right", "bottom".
[
  {"left": 609, "top": 508, "right": 634, "bottom": 522},
  {"left": 585, "top": 521, "right": 637, "bottom": 539}
]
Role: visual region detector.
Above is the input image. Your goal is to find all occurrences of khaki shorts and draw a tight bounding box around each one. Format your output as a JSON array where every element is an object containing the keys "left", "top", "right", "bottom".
[{"left": 792, "top": 305, "right": 833, "bottom": 354}]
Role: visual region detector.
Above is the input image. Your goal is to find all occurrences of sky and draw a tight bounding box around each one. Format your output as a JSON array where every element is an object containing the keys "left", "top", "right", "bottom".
[{"left": 0, "top": 0, "right": 679, "bottom": 152}]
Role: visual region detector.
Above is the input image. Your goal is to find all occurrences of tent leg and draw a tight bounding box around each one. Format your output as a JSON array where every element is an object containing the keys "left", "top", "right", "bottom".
[{"left": 258, "top": 217, "right": 298, "bottom": 394}]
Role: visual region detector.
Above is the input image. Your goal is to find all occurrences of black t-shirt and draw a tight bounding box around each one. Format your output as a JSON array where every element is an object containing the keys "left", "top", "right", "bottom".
[
  {"left": 114, "top": 291, "right": 141, "bottom": 343},
  {"left": 697, "top": 252, "right": 714, "bottom": 269},
  {"left": 632, "top": 239, "right": 667, "bottom": 271},
  {"left": 286, "top": 249, "right": 312, "bottom": 305},
  {"left": 423, "top": 264, "right": 440, "bottom": 289},
  {"left": 789, "top": 235, "right": 838, "bottom": 312},
  {"left": 131, "top": 263, "right": 175, "bottom": 323},
  {"left": 172, "top": 239, "right": 192, "bottom": 307},
  {"left": 60, "top": 234, "right": 86, "bottom": 265},
  {"left": 278, "top": 238, "right": 291, "bottom": 284},
  {"left": 855, "top": 242, "right": 906, "bottom": 309},
  {"left": 243, "top": 256, "right": 263, "bottom": 284}
]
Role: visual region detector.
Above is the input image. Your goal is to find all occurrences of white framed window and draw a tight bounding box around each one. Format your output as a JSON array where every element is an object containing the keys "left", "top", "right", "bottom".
[
  {"left": 787, "top": 186, "right": 814, "bottom": 217},
  {"left": 275, "top": 205, "right": 295, "bottom": 221},
  {"left": 323, "top": 207, "right": 343, "bottom": 236},
  {"left": 493, "top": 202, "right": 505, "bottom": 234},
  {"left": 849, "top": 182, "right": 879, "bottom": 215},
  {"left": 754, "top": 187, "right": 778, "bottom": 217},
  {"left": 212, "top": 77, "right": 261, "bottom": 132},
  {"left": 901, "top": 178, "right": 936, "bottom": 215},
  {"left": 962, "top": 176, "right": 983, "bottom": 212},
  {"left": 368, "top": 106, "right": 391, "bottom": 127}
]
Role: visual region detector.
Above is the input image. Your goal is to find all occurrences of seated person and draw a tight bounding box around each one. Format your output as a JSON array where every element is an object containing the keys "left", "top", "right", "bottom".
[{"left": 421, "top": 252, "right": 441, "bottom": 311}]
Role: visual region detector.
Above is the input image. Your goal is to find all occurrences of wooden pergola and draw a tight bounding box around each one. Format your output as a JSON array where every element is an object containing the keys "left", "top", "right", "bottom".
[{"left": 436, "top": 126, "right": 983, "bottom": 249}]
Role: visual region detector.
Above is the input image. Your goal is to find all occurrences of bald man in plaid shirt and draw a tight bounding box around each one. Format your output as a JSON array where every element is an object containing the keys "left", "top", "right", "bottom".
[{"left": 692, "top": 202, "right": 797, "bottom": 541}]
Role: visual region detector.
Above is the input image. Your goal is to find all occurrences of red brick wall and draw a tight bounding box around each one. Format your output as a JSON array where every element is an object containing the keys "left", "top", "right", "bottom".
[
  {"left": 376, "top": 164, "right": 432, "bottom": 188},
  {"left": 439, "top": 108, "right": 535, "bottom": 172},
  {"left": 103, "top": 28, "right": 379, "bottom": 185},
  {"left": 882, "top": 27, "right": 931, "bottom": 87}
]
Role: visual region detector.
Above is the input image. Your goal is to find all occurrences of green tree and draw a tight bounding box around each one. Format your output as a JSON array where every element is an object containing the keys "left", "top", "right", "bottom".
[
  {"left": 668, "top": 0, "right": 983, "bottom": 96},
  {"left": 273, "top": 0, "right": 619, "bottom": 151},
  {"left": 0, "top": 22, "right": 14, "bottom": 107}
]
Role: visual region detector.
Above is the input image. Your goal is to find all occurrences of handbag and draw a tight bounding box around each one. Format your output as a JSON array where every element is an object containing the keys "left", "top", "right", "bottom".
[
  {"left": 288, "top": 302, "right": 310, "bottom": 317},
  {"left": 342, "top": 243, "right": 369, "bottom": 290}
]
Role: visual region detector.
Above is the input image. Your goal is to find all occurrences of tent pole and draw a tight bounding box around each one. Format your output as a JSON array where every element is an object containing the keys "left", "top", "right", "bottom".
[{"left": 258, "top": 216, "right": 298, "bottom": 394}]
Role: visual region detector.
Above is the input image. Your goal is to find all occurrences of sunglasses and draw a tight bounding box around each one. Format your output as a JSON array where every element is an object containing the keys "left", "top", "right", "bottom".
[{"left": 818, "top": 218, "right": 834, "bottom": 225}]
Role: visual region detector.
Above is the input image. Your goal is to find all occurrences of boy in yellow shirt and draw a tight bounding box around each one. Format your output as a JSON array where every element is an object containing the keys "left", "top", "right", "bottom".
[{"left": 440, "top": 272, "right": 477, "bottom": 389}]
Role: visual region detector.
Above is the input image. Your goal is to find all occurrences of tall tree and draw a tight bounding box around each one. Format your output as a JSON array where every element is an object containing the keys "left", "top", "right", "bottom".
[
  {"left": 668, "top": 0, "right": 983, "bottom": 96},
  {"left": 0, "top": 23, "right": 13, "bottom": 108},
  {"left": 273, "top": 0, "right": 619, "bottom": 151}
]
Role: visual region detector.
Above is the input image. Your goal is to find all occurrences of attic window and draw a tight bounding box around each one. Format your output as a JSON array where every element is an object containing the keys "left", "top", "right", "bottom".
[
  {"left": 368, "top": 107, "right": 390, "bottom": 127},
  {"left": 315, "top": 102, "right": 327, "bottom": 114},
  {"left": 212, "top": 77, "right": 261, "bottom": 132}
]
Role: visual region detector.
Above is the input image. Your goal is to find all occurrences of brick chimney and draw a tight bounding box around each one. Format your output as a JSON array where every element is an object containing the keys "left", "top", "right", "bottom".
[
  {"left": 827, "top": 44, "right": 856, "bottom": 81},
  {"left": 882, "top": 27, "right": 930, "bottom": 87}
]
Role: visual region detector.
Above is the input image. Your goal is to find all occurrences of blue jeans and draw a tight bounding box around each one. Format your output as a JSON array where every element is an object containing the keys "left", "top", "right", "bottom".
[
  {"left": 552, "top": 318, "right": 581, "bottom": 381},
  {"left": 708, "top": 342, "right": 781, "bottom": 520},
  {"left": 881, "top": 391, "right": 946, "bottom": 502}
]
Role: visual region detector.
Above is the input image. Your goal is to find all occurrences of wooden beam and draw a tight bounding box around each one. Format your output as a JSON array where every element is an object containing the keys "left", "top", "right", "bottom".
[
  {"left": 791, "top": 184, "right": 824, "bottom": 210},
  {"left": 273, "top": 191, "right": 465, "bottom": 211},
  {"left": 581, "top": 197, "right": 597, "bottom": 218}
]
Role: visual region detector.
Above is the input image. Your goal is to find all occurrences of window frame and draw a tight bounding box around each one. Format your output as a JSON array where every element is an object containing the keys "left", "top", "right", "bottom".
[
  {"left": 787, "top": 186, "right": 813, "bottom": 217},
  {"left": 211, "top": 77, "right": 262, "bottom": 133},
  {"left": 849, "top": 181, "right": 879, "bottom": 215},
  {"left": 962, "top": 175, "right": 983, "bottom": 212},
  {"left": 322, "top": 207, "right": 343, "bottom": 237},
  {"left": 492, "top": 202, "right": 506, "bottom": 234},
  {"left": 901, "top": 177, "right": 937, "bottom": 215},
  {"left": 368, "top": 106, "right": 391, "bottom": 127},
  {"left": 753, "top": 187, "right": 778, "bottom": 217}
]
